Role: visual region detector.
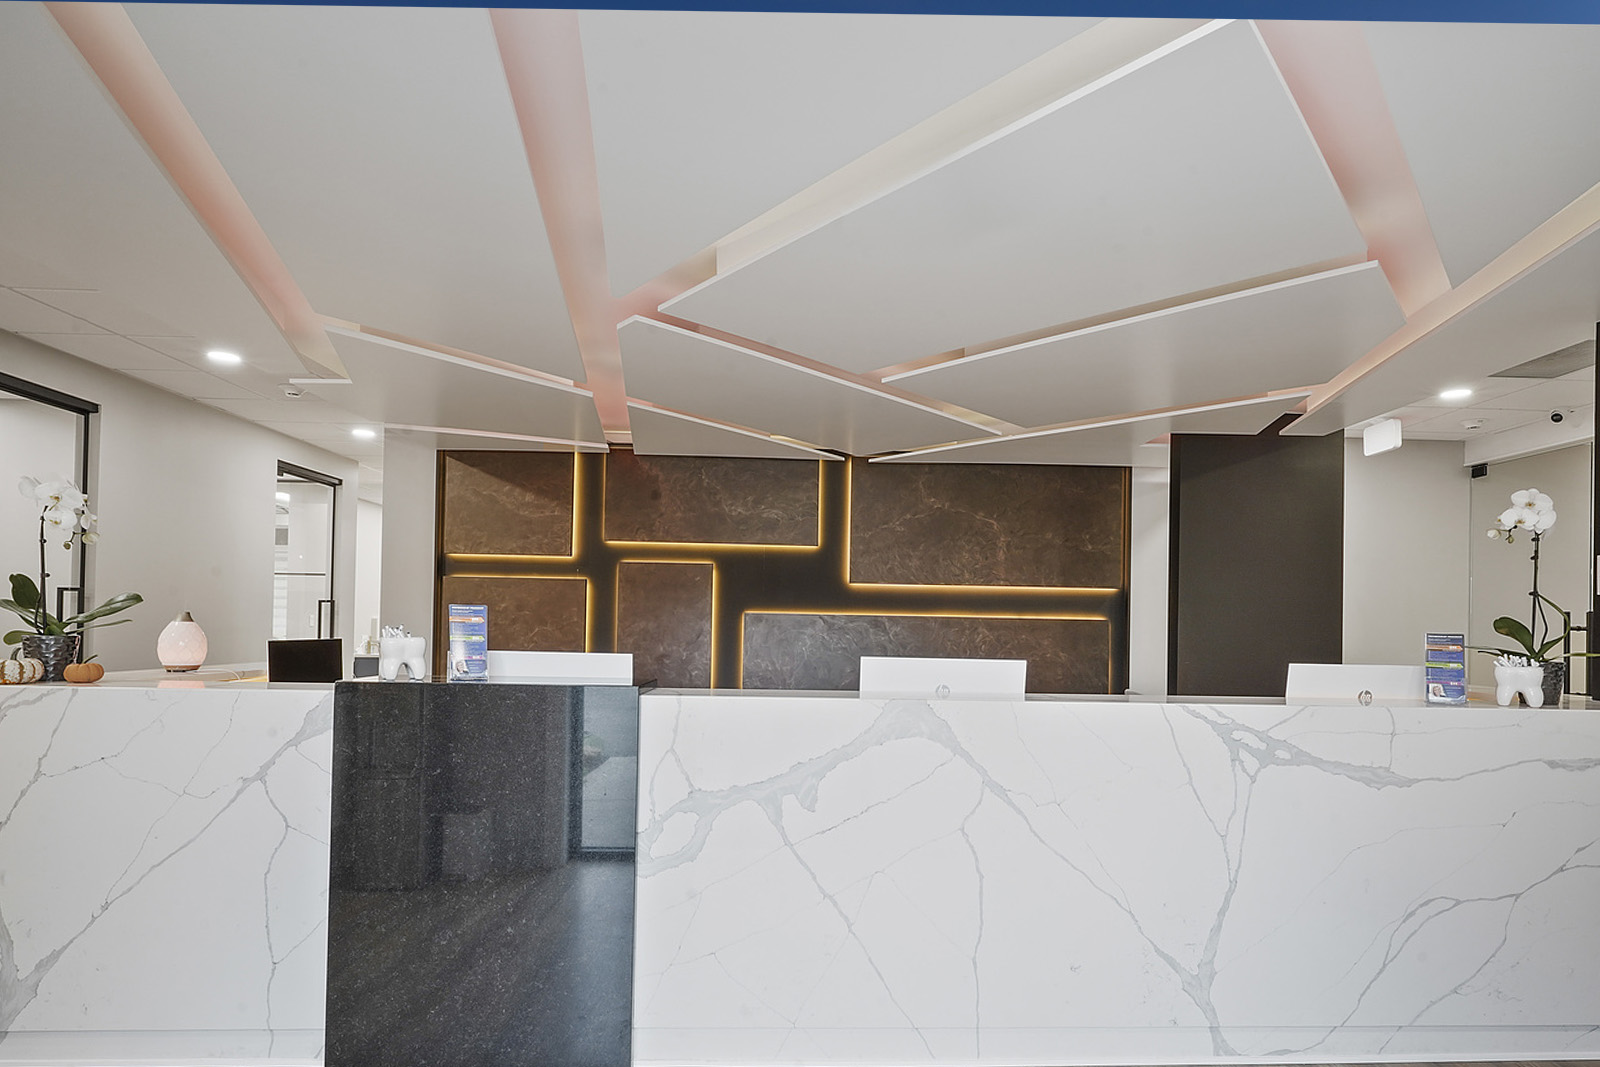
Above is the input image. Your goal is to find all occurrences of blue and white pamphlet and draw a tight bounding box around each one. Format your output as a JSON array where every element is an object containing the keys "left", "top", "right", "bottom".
[
  {"left": 1424, "top": 632, "right": 1467, "bottom": 705},
  {"left": 447, "top": 603, "right": 489, "bottom": 681}
]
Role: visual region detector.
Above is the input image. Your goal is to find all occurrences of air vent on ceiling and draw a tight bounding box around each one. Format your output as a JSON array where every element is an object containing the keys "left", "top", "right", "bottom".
[{"left": 1490, "top": 339, "right": 1596, "bottom": 379}]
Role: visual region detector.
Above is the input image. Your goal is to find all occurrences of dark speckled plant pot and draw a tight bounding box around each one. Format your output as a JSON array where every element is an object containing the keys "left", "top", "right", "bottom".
[
  {"left": 1540, "top": 660, "right": 1566, "bottom": 708},
  {"left": 21, "top": 633, "right": 81, "bottom": 683}
]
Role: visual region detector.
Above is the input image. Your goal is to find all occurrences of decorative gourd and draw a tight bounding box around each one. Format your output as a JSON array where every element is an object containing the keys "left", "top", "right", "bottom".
[
  {"left": 1, "top": 657, "right": 45, "bottom": 685},
  {"left": 63, "top": 661, "right": 105, "bottom": 684}
]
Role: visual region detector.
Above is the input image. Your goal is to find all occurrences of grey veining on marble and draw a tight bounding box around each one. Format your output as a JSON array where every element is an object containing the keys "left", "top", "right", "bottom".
[
  {"left": 0, "top": 684, "right": 333, "bottom": 1065},
  {"left": 632, "top": 693, "right": 1600, "bottom": 1065}
]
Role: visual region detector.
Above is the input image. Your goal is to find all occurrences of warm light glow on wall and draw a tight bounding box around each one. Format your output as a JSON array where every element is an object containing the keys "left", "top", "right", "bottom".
[{"left": 437, "top": 449, "right": 1128, "bottom": 691}]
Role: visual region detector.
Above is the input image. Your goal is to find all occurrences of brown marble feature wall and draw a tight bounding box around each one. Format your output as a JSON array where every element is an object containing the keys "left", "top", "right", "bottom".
[
  {"left": 439, "top": 576, "right": 586, "bottom": 653},
  {"left": 617, "top": 562, "right": 713, "bottom": 688},
  {"left": 604, "top": 451, "right": 819, "bottom": 545},
  {"left": 441, "top": 451, "right": 574, "bottom": 556},
  {"left": 741, "top": 613, "right": 1111, "bottom": 693},
  {"left": 850, "top": 463, "right": 1125, "bottom": 588}
]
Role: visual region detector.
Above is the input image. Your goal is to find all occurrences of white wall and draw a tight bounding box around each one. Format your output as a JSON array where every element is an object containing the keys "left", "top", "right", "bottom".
[
  {"left": 1467, "top": 443, "right": 1592, "bottom": 688},
  {"left": 1127, "top": 464, "right": 1169, "bottom": 695},
  {"left": 0, "top": 330, "right": 359, "bottom": 670},
  {"left": 377, "top": 431, "right": 436, "bottom": 647},
  {"left": 352, "top": 498, "right": 383, "bottom": 653},
  {"left": 1343, "top": 438, "right": 1471, "bottom": 665}
]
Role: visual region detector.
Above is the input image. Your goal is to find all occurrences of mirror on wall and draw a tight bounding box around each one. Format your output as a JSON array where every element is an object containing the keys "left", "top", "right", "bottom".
[{"left": 0, "top": 376, "right": 92, "bottom": 626}]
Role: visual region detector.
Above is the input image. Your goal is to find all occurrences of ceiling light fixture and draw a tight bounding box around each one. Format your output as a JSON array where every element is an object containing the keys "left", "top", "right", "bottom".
[
  {"left": 351, "top": 428, "right": 377, "bottom": 440},
  {"left": 1438, "top": 387, "right": 1473, "bottom": 400},
  {"left": 206, "top": 349, "right": 242, "bottom": 365}
]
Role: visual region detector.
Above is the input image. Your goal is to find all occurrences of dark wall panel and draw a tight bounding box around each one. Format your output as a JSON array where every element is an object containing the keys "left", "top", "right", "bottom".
[
  {"left": 1169, "top": 431, "right": 1343, "bottom": 697},
  {"left": 617, "top": 562, "right": 712, "bottom": 688},
  {"left": 742, "top": 613, "right": 1110, "bottom": 694},
  {"left": 851, "top": 463, "right": 1125, "bottom": 587},
  {"left": 438, "top": 452, "right": 1129, "bottom": 691},
  {"left": 440, "top": 452, "right": 573, "bottom": 556},
  {"left": 440, "top": 576, "right": 586, "bottom": 654},
  {"left": 604, "top": 451, "right": 818, "bottom": 545}
]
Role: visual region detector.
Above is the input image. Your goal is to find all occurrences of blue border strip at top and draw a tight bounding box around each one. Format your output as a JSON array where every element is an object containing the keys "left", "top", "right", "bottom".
[{"left": 239, "top": 0, "right": 1600, "bottom": 25}]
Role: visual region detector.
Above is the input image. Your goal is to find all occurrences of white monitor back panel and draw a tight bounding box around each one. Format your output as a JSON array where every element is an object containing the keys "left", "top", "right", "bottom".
[
  {"left": 859, "top": 656, "right": 1027, "bottom": 698},
  {"left": 1284, "top": 662, "right": 1425, "bottom": 704},
  {"left": 486, "top": 650, "right": 634, "bottom": 685}
]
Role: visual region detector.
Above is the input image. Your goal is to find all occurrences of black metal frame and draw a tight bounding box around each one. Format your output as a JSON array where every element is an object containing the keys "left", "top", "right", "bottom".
[
  {"left": 276, "top": 460, "right": 343, "bottom": 640},
  {"left": 0, "top": 371, "right": 97, "bottom": 623}
]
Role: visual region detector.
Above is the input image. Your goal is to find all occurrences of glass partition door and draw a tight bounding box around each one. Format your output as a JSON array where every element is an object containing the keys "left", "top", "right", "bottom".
[{"left": 273, "top": 463, "right": 340, "bottom": 640}]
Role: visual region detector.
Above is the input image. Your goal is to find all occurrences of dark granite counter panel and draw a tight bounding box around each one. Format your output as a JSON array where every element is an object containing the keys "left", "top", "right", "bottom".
[{"left": 327, "top": 680, "right": 638, "bottom": 1067}]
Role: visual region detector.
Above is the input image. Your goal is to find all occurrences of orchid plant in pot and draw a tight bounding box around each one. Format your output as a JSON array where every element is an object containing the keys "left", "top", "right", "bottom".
[
  {"left": 3, "top": 476, "right": 141, "bottom": 681},
  {"left": 1479, "top": 488, "right": 1589, "bottom": 707}
]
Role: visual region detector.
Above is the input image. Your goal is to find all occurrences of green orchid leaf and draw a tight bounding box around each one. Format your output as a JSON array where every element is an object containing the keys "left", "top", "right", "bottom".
[
  {"left": 0, "top": 599, "right": 42, "bottom": 626},
  {"left": 61, "top": 592, "right": 142, "bottom": 627},
  {"left": 3, "top": 630, "right": 29, "bottom": 645},
  {"left": 1493, "top": 616, "right": 1538, "bottom": 656},
  {"left": 8, "top": 574, "right": 38, "bottom": 611},
  {"left": 1539, "top": 635, "right": 1568, "bottom": 658},
  {"left": 75, "top": 617, "right": 132, "bottom": 631}
]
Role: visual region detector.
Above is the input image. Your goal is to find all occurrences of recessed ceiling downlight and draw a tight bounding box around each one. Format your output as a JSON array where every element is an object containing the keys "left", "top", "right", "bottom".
[
  {"left": 351, "top": 428, "right": 377, "bottom": 440},
  {"left": 1438, "top": 387, "right": 1473, "bottom": 400},
  {"left": 206, "top": 349, "right": 242, "bottom": 365}
]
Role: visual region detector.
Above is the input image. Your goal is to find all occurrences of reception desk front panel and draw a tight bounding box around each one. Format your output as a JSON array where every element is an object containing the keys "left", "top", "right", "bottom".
[{"left": 633, "top": 691, "right": 1600, "bottom": 1064}]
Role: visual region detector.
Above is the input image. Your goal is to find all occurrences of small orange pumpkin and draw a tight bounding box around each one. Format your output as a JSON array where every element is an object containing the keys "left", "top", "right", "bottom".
[
  {"left": 63, "top": 661, "right": 105, "bottom": 684},
  {"left": 1, "top": 657, "right": 45, "bottom": 685}
]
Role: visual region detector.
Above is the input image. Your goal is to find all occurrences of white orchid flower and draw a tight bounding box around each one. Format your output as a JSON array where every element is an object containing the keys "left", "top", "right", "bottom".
[
  {"left": 1498, "top": 506, "right": 1526, "bottom": 530},
  {"left": 1512, "top": 488, "right": 1554, "bottom": 511},
  {"left": 33, "top": 478, "right": 86, "bottom": 514},
  {"left": 40, "top": 506, "right": 73, "bottom": 531},
  {"left": 1535, "top": 508, "right": 1557, "bottom": 533},
  {"left": 81, "top": 531, "right": 99, "bottom": 545},
  {"left": 17, "top": 475, "right": 39, "bottom": 500},
  {"left": 78, "top": 509, "right": 97, "bottom": 531}
]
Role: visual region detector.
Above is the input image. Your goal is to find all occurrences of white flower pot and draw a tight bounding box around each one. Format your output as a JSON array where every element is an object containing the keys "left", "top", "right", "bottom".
[{"left": 1494, "top": 663, "right": 1545, "bottom": 708}]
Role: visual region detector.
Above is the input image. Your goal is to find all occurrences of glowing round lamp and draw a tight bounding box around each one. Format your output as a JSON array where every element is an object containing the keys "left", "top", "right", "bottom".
[{"left": 157, "top": 611, "right": 208, "bottom": 672}]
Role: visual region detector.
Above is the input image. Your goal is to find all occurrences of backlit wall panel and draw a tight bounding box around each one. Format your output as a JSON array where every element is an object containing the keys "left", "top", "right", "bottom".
[
  {"left": 438, "top": 576, "right": 587, "bottom": 654},
  {"left": 440, "top": 451, "right": 574, "bottom": 556},
  {"left": 435, "top": 450, "right": 1129, "bottom": 692},
  {"left": 617, "top": 561, "right": 714, "bottom": 688},
  {"left": 850, "top": 462, "right": 1125, "bottom": 587},
  {"left": 742, "top": 613, "right": 1112, "bottom": 692},
  {"left": 604, "top": 450, "right": 819, "bottom": 546}
]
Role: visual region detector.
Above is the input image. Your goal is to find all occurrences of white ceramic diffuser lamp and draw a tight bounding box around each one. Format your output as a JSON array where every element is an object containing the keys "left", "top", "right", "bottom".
[{"left": 157, "top": 611, "right": 208, "bottom": 672}]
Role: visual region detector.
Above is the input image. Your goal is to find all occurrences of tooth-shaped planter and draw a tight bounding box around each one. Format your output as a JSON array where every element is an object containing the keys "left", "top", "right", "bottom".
[{"left": 1495, "top": 663, "right": 1546, "bottom": 707}]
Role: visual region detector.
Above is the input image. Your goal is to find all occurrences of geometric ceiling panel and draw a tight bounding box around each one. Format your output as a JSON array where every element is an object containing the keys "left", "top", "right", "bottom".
[
  {"left": 0, "top": 289, "right": 107, "bottom": 335},
  {"left": 668, "top": 19, "right": 1366, "bottom": 372},
  {"left": 1287, "top": 227, "right": 1600, "bottom": 437},
  {"left": 875, "top": 392, "right": 1310, "bottom": 466},
  {"left": 318, "top": 331, "right": 603, "bottom": 444},
  {"left": 381, "top": 427, "right": 607, "bottom": 455},
  {"left": 581, "top": 9, "right": 1099, "bottom": 296},
  {"left": 891, "top": 262, "right": 1402, "bottom": 428},
  {"left": 1364, "top": 21, "right": 1600, "bottom": 288},
  {"left": 128, "top": 4, "right": 584, "bottom": 380},
  {"left": 627, "top": 402, "right": 841, "bottom": 461},
  {"left": 618, "top": 317, "right": 994, "bottom": 455},
  {"left": 0, "top": 3, "right": 306, "bottom": 380},
  {"left": 15, "top": 333, "right": 185, "bottom": 373}
]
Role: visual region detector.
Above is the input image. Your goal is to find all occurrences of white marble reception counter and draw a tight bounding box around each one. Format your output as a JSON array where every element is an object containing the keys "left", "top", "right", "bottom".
[
  {"left": 0, "top": 678, "right": 334, "bottom": 1065},
  {"left": 632, "top": 689, "right": 1600, "bottom": 1065}
]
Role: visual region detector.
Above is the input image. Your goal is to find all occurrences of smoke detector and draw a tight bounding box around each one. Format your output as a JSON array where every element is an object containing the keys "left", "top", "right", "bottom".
[{"left": 1461, "top": 418, "right": 1487, "bottom": 431}]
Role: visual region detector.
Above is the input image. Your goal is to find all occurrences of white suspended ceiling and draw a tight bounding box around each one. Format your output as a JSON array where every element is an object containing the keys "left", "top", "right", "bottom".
[{"left": 0, "top": 4, "right": 1596, "bottom": 470}]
